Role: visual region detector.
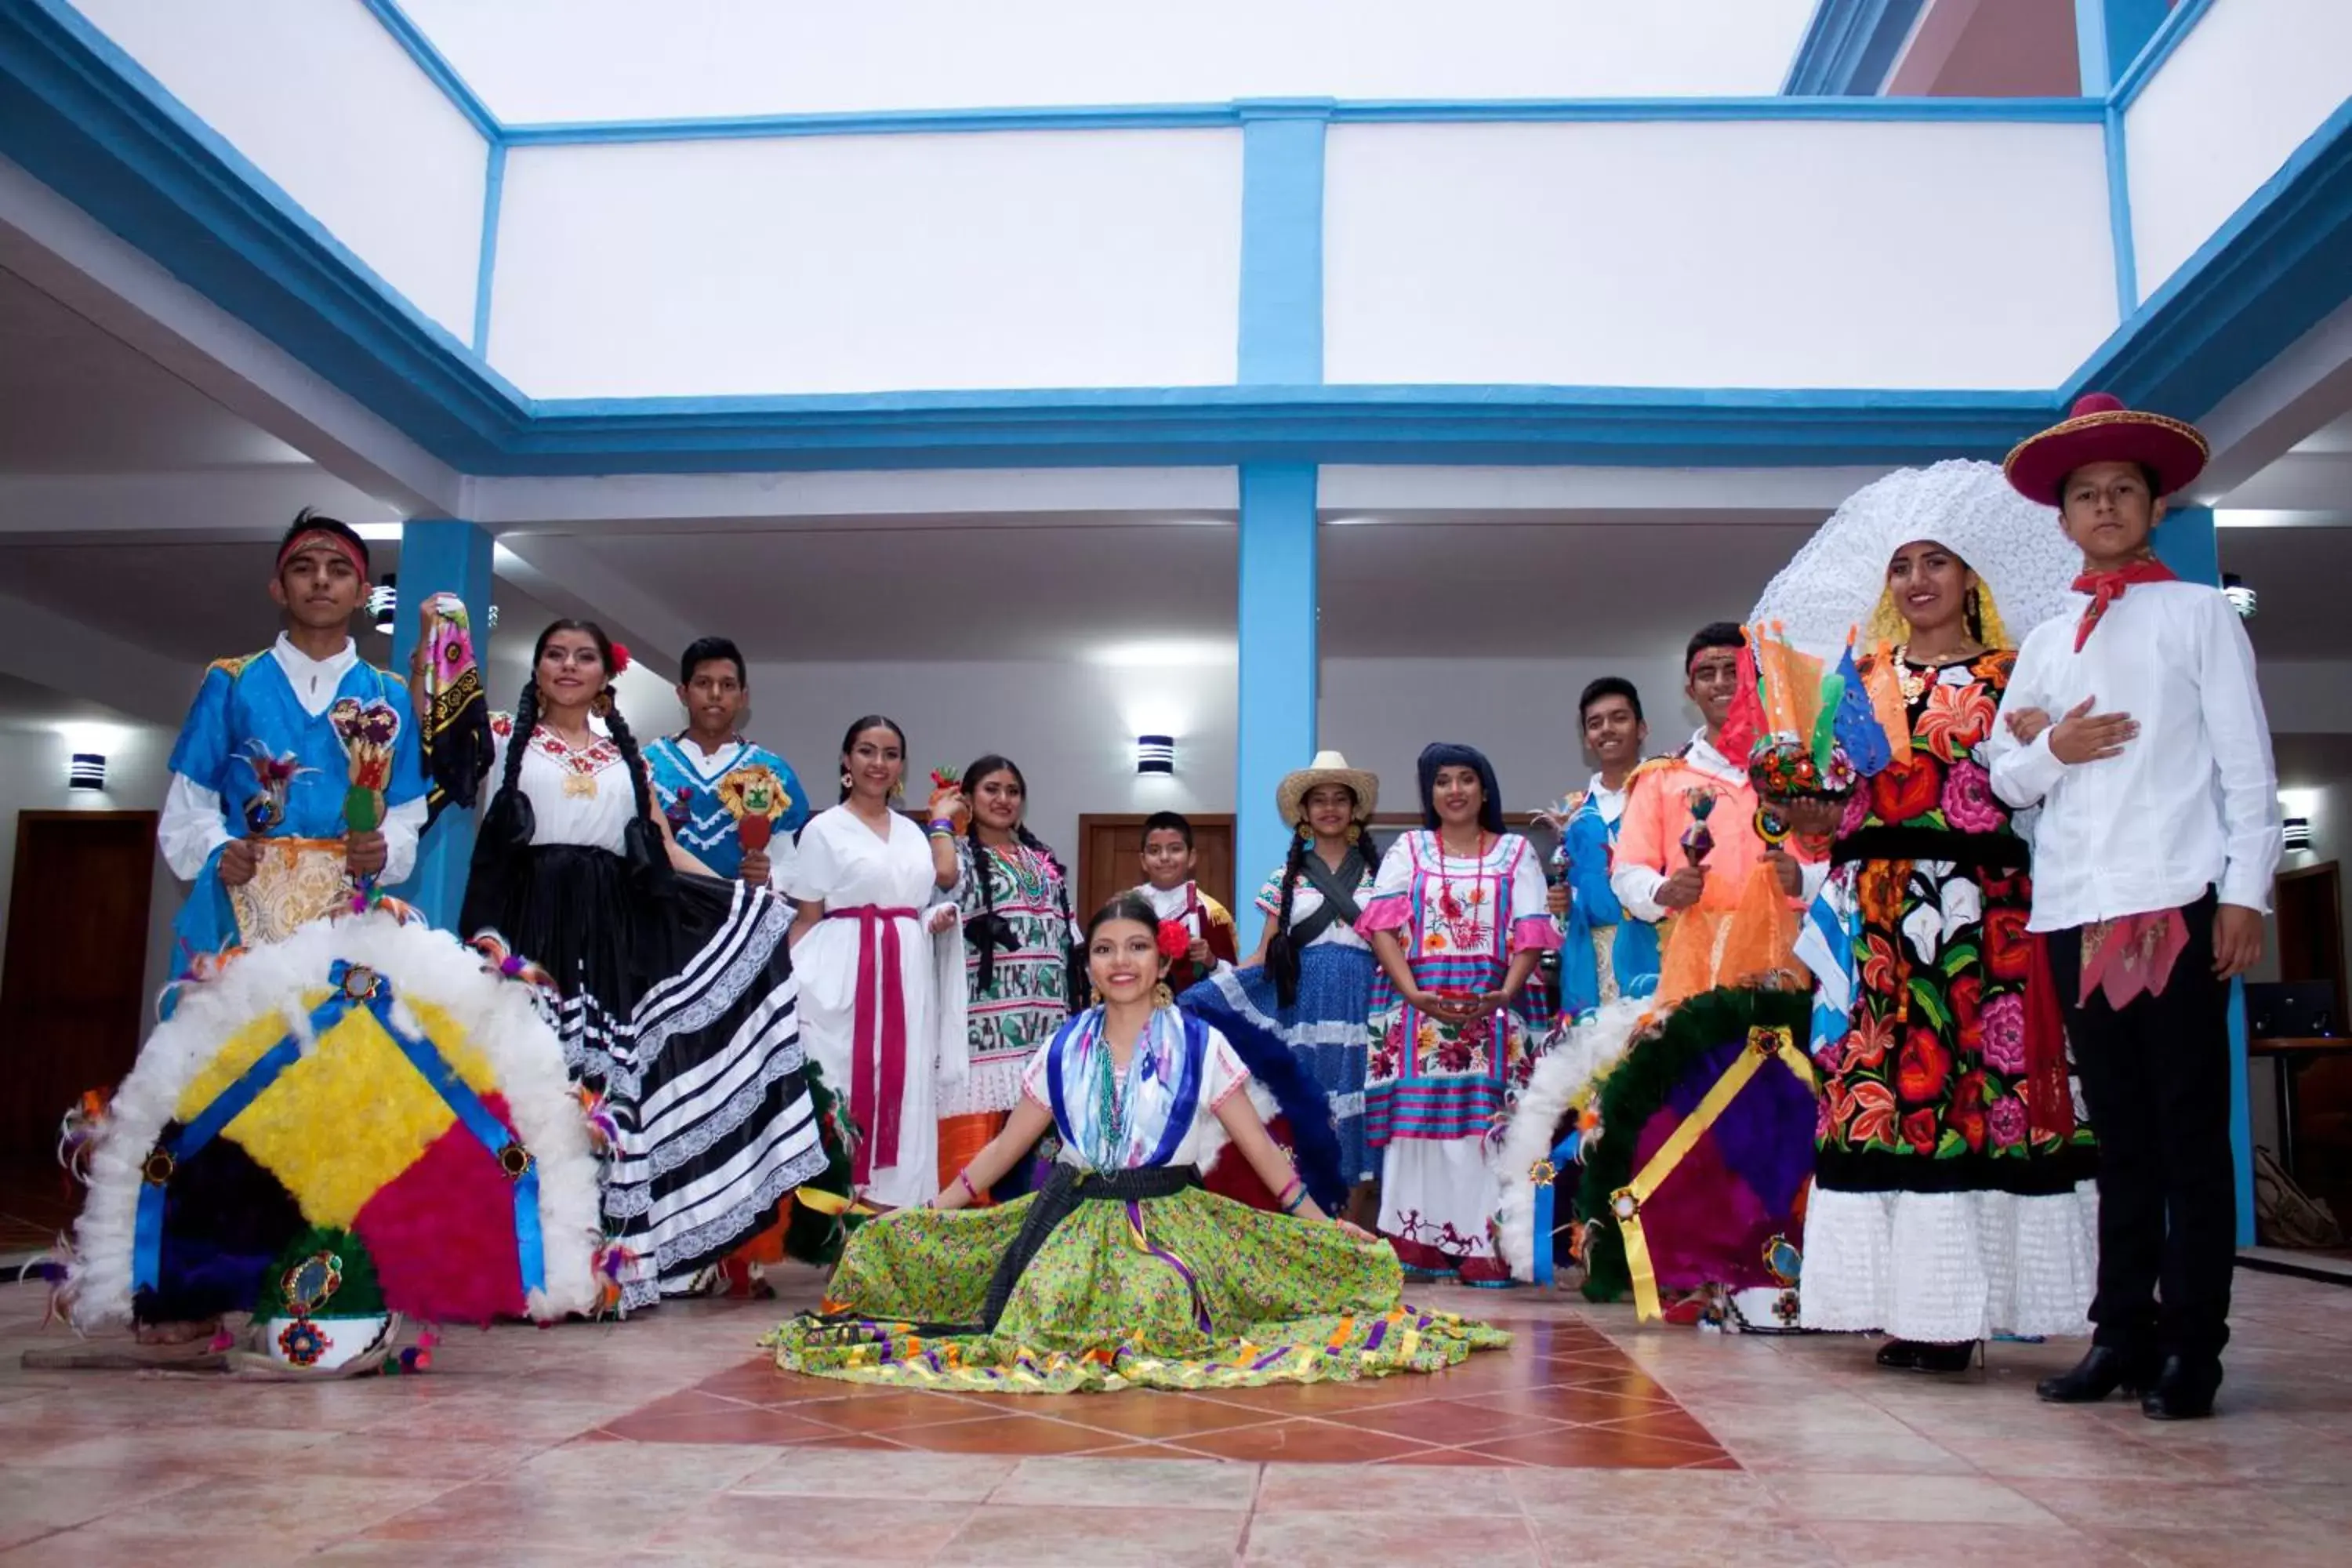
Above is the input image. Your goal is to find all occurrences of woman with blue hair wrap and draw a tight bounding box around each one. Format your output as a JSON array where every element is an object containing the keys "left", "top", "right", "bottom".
[{"left": 1359, "top": 743, "right": 1556, "bottom": 1286}]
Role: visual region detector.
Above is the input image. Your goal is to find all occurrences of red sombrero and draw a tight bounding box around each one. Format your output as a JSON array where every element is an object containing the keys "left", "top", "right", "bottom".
[{"left": 2003, "top": 391, "right": 2209, "bottom": 503}]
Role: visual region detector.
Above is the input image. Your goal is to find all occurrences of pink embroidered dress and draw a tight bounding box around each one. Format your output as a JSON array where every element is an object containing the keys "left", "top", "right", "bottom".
[{"left": 1359, "top": 830, "right": 1555, "bottom": 1269}]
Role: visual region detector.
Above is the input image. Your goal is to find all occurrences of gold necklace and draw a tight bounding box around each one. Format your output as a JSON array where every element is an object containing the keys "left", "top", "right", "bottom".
[{"left": 1891, "top": 642, "right": 1977, "bottom": 702}]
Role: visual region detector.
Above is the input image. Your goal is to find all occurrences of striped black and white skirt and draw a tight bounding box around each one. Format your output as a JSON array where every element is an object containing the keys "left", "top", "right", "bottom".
[{"left": 463, "top": 844, "right": 826, "bottom": 1310}]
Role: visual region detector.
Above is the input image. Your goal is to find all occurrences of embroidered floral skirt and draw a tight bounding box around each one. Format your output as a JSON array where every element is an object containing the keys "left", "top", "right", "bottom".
[{"left": 762, "top": 1181, "right": 1508, "bottom": 1393}]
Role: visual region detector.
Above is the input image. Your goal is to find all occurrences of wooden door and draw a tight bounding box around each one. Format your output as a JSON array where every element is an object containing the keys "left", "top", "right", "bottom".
[
  {"left": 2274, "top": 860, "right": 2352, "bottom": 1225},
  {"left": 1076, "top": 814, "right": 1235, "bottom": 927},
  {"left": 1, "top": 811, "right": 156, "bottom": 1163},
  {"left": 2275, "top": 861, "right": 2347, "bottom": 998}
]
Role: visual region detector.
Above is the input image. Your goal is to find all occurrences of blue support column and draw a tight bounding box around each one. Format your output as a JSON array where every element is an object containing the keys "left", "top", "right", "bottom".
[
  {"left": 388, "top": 517, "right": 495, "bottom": 931},
  {"left": 1236, "top": 99, "right": 1330, "bottom": 385},
  {"left": 2154, "top": 504, "right": 2256, "bottom": 1247},
  {"left": 1236, "top": 464, "right": 1318, "bottom": 954},
  {"left": 2076, "top": 0, "right": 2169, "bottom": 94}
]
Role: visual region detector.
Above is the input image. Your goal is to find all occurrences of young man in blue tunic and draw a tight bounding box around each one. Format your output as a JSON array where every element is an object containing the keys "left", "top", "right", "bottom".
[
  {"left": 158, "top": 511, "right": 426, "bottom": 971},
  {"left": 1541, "top": 676, "right": 1662, "bottom": 1016},
  {"left": 643, "top": 637, "right": 809, "bottom": 890}
]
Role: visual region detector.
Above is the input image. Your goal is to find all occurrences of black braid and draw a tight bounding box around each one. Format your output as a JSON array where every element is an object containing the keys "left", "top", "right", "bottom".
[
  {"left": 1021, "top": 823, "right": 1087, "bottom": 1010},
  {"left": 1264, "top": 825, "right": 1311, "bottom": 1009},
  {"left": 597, "top": 697, "right": 670, "bottom": 895},
  {"left": 459, "top": 677, "right": 537, "bottom": 938},
  {"left": 964, "top": 811, "right": 1000, "bottom": 996}
]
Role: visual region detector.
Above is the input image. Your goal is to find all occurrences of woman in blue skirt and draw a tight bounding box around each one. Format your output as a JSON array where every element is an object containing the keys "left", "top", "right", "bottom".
[{"left": 1180, "top": 752, "right": 1382, "bottom": 1223}]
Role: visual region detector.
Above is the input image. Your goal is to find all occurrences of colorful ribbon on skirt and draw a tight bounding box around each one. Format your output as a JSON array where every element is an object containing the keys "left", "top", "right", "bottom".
[{"left": 826, "top": 906, "right": 919, "bottom": 1185}]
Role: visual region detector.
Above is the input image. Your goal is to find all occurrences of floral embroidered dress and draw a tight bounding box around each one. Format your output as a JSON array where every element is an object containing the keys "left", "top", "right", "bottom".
[
  {"left": 1359, "top": 831, "right": 1555, "bottom": 1270},
  {"left": 763, "top": 1005, "right": 1508, "bottom": 1392},
  {"left": 949, "top": 837, "right": 1076, "bottom": 1118},
  {"left": 1801, "top": 652, "right": 2099, "bottom": 1342}
]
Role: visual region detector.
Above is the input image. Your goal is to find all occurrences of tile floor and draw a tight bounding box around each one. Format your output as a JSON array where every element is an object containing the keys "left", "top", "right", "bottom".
[{"left": 2, "top": 1265, "right": 2349, "bottom": 1566}]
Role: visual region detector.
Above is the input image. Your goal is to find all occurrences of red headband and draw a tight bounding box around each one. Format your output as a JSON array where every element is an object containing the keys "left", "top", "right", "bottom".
[{"left": 277, "top": 528, "right": 368, "bottom": 578}]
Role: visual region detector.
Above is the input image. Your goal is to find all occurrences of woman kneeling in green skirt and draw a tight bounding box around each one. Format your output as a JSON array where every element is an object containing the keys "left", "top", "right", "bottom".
[{"left": 764, "top": 891, "right": 1508, "bottom": 1393}]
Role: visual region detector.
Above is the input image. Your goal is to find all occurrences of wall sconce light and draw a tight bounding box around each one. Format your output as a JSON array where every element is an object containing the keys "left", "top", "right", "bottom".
[
  {"left": 2223, "top": 573, "right": 2256, "bottom": 619},
  {"left": 1136, "top": 735, "right": 1175, "bottom": 775},
  {"left": 369, "top": 575, "right": 397, "bottom": 635},
  {"left": 68, "top": 752, "right": 105, "bottom": 790},
  {"left": 2283, "top": 816, "right": 2312, "bottom": 851}
]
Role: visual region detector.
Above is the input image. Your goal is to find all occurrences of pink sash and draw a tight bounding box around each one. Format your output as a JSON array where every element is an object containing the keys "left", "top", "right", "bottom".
[{"left": 826, "top": 906, "right": 919, "bottom": 1182}]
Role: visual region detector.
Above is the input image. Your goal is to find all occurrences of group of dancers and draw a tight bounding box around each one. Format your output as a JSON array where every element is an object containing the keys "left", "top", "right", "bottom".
[{"left": 73, "top": 393, "right": 2276, "bottom": 1417}]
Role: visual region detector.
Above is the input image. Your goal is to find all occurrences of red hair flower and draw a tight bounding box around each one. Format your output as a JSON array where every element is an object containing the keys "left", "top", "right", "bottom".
[
  {"left": 609, "top": 641, "right": 632, "bottom": 676},
  {"left": 1156, "top": 920, "right": 1191, "bottom": 961}
]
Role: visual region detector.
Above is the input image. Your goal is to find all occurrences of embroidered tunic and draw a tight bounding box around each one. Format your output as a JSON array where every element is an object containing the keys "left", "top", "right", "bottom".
[
  {"left": 160, "top": 637, "right": 425, "bottom": 965},
  {"left": 1555, "top": 775, "right": 1661, "bottom": 1016},
  {"left": 644, "top": 735, "right": 809, "bottom": 882},
  {"left": 1022, "top": 1007, "right": 1251, "bottom": 1172},
  {"left": 949, "top": 837, "right": 1076, "bottom": 1119}
]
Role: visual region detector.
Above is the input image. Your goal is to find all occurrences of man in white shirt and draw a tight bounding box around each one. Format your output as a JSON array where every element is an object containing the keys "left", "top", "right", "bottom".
[
  {"left": 1988, "top": 394, "right": 2281, "bottom": 1421},
  {"left": 158, "top": 511, "right": 426, "bottom": 968},
  {"left": 1544, "top": 676, "right": 1661, "bottom": 1014}
]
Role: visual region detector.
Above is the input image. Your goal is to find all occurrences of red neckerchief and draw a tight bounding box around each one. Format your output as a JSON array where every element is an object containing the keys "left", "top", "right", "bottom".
[{"left": 2071, "top": 557, "right": 2175, "bottom": 651}]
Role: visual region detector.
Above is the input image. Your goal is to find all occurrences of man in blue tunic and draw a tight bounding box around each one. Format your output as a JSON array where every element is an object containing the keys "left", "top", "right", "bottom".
[
  {"left": 158, "top": 511, "right": 426, "bottom": 970},
  {"left": 643, "top": 636, "right": 809, "bottom": 890},
  {"left": 1543, "top": 676, "right": 1661, "bottom": 1017}
]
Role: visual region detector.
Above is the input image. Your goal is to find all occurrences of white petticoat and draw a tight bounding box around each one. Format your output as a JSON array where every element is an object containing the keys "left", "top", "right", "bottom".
[{"left": 1797, "top": 1181, "right": 2099, "bottom": 1342}]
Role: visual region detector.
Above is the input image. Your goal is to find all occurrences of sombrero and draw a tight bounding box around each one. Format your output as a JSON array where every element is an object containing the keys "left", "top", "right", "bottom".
[
  {"left": 2003, "top": 391, "right": 2209, "bottom": 503},
  {"left": 1276, "top": 750, "right": 1378, "bottom": 826}
]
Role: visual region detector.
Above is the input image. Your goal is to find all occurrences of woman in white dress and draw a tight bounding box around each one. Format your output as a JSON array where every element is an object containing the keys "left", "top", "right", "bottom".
[
  {"left": 460, "top": 620, "right": 829, "bottom": 1310},
  {"left": 787, "top": 716, "right": 967, "bottom": 1210}
]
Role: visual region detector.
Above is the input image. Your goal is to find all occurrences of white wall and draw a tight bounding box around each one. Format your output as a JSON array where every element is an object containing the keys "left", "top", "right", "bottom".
[
  {"left": 2125, "top": 0, "right": 2352, "bottom": 306},
  {"left": 69, "top": 0, "right": 490, "bottom": 341},
  {"left": 490, "top": 130, "right": 1242, "bottom": 397},
  {"left": 0, "top": 719, "right": 184, "bottom": 1023},
  {"left": 397, "top": 0, "right": 1820, "bottom": 122},
  {"left": 1326, "top": 118, "right": 2118, "bottom": 390}
]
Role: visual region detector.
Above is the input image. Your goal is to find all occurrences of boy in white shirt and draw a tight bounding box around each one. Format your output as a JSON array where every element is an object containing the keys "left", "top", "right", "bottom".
[{"left": 1988, "top": 393, "right": 2281, "bottom": 1421}]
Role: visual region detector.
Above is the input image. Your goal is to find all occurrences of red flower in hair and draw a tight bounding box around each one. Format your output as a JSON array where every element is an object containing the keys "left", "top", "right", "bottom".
[
  {"left": 609, "top": 642, "right": 632, "bottom": 676},
  {"left": 1156, "top": 920, "right": 1190, "bottom": 961}
]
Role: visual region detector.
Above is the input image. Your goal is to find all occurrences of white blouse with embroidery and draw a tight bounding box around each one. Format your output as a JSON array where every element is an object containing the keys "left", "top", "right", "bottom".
[{"left": 488, "top": 713, "right": 641, "bottom": 855}]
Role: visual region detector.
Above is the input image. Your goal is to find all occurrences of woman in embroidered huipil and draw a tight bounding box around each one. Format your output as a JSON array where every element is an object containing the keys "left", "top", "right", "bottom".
[
  {"left": 459, "top": 621, "right": 830, "bottom": 1309},
  {"left": 1359, "top": 743, "right": 1554, "bottom": 1287},
  {"left": 944, "top": 754, "right": 1076, "bottom": 1200},
  {"left": 1802, "top": 530, "right": 2098, "bottom": 1369},
  {"left": 764, "top": 893, "right": 1508, "bottom": 1393}
]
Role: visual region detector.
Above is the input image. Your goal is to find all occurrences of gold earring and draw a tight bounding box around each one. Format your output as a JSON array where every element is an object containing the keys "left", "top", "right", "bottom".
[
  {"left": 1346, "top": 822, "right": 1363, "bottom": 844},
  {"left": 890, "top": 778, "right": 906, "bottom": 800},
  {"left": 1152, "top": 981, "right": 1174, "bottom": 1010}
]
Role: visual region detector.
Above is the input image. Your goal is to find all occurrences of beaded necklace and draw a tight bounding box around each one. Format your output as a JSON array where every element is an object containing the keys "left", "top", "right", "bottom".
[
  {"left": 1087, "top": 1017, "right": 1138, "bottom": 1167},
  {"left": 985, "top": 839, "right": 1051, "bottom": 904}
]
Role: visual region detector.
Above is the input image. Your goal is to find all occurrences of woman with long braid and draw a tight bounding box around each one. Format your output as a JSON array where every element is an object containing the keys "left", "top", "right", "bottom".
[
  {"left": 459, "top": 620, "right": 832, "bottom": 1310},
  {"left": 942, "top": 755, "right": 1078, "bottom": 1202},
  {"left": 1181, "top": 753, "right": 1381, "bottom": 1222}
]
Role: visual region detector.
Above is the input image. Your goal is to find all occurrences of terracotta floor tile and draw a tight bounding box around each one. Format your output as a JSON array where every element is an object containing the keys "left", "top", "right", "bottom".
[
  {"left": 598, "top": 1405, "right": 850, "bottom": 1444},
  {"left": 767, "top": 1431, "right": 912, "bottom": 1451},
  {"left": 784, "top": 1390, "right": 1004, "bottom": 1433},
  {"left": 888, "top": 1415, "right": 1128, "bottom": 1457},
  {"left": 935, "top": 1503, "right": 1247, "bottom": 1568},
  {"left": 345, "top": 1479, "right": 697, "bottom": 1550},
  {"left": 1050, "top": 1392, "right": 1287, "bottom": 1441},
  {"left": 506, "top": 1438, "right": 779, "bottom": 1492},
  {"left": 1340, "top": 1396, "right": 1575, "bottom": 1444},
  {"left": 1189, "top": 1377, "right": 1441, "bottom": 1414},
  {"left": 684, "top": 1358, "right": 801, "bottom": 1402},
  {"left": 1166, "top": 1418, "right": 1439, "bottom": 1465},
  {"left": 1764, "top": 1471, "right": 2062, "bottom": 1526},
  {"left": 1588, "top": 1406, "right": 1724, "bottom": 1447},
  {"left": 1452, "top": 1384, "right": 1682, "bottom": 1425},
  {"left": 1377, "top": 1445, "right": 1523, "bottom": 1466}
]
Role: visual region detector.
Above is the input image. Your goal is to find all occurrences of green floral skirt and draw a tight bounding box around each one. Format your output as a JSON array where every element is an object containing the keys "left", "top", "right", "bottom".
[{"left": 761, "top": 1183, "right": 1509, "bottom": 1393}]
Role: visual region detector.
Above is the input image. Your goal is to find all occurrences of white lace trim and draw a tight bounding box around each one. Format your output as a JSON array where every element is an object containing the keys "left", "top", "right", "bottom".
[
  {"left": 935, "top": 1052, "right": 1031, "bottom": 1120},
  {"left": 1797, "top": 1181, "right": 2099, "bottom": 1341}
]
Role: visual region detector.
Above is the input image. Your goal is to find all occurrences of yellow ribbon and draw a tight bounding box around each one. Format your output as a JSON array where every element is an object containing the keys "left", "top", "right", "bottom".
[
  {"left": 1611, "top": 1025, "right": 1816, "bottom": 1321},
  {"left": 793, "top": 1188, "right": 880, "bottom": 1219}
]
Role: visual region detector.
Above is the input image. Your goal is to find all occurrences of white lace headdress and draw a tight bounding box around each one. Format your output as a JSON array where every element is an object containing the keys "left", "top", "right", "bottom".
[{"left": 1749, "top": 459, "right": 2081, "bottom": 656}]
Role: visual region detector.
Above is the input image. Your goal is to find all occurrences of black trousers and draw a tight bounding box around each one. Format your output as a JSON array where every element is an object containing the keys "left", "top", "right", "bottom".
[{"left": 2046, "top": 893, "right": 2235, "bottom": 1360}]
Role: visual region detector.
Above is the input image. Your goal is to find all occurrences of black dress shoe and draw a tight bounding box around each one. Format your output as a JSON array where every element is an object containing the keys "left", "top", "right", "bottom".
[
  {"left": 2036, "top": 1345, "right": 2155, "bottom": 1403},
  {"left": 1908, "top": 1340, "right": 1979, "bottom": 1374},
  {"left": 1875, "top": 1339, "right": 1923, "bottom": 1370},
  {"left": 2140, "top": 1355, "right": 2222, "bottom": 1421}
]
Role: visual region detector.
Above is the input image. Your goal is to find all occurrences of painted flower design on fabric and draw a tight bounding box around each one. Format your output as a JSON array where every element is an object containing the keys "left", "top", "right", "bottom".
[
  {"left": 1979, "top": 990, "right": 2028, "bottom": 1075},
  {"left": 1860, "top": 932, "right": 1904, "bottom": 996},
  {"left": 1939, "top": 759, "right": 2004, "bottom": 833},
  {"left": 1916, "top": 679, "right": 1996, "bottom": 764},
  {"left": 1988, "top": 1093, "right": 2029, "bottom": 1149},
  {"left": 1896, "top": 1025, "right": 1952, "bottom": 1102},
  {"left": 1901, "top": 871, "right": 1982, "bottom": 966},
  {"left": 1869, "top": 757, "right": 1940, "bottom": 826},
  {"left": 1847, "top": 1080, "right": 1898, "bottom": 1148}
]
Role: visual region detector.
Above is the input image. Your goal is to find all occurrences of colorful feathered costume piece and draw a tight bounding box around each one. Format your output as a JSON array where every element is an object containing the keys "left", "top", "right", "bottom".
[{"left": 65, "top": 911, "right": 601, "bottom": 1330}]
